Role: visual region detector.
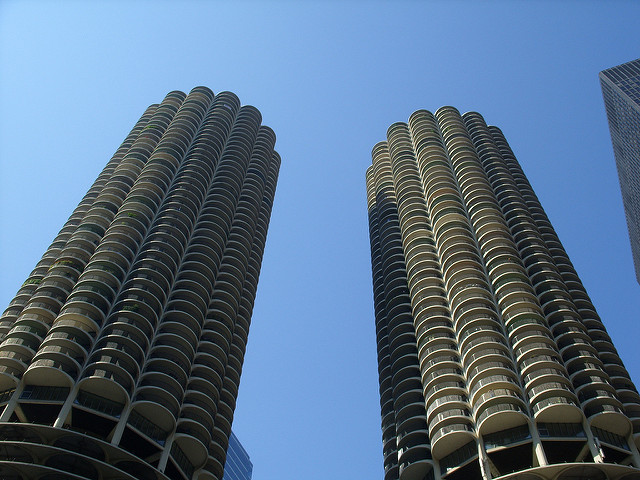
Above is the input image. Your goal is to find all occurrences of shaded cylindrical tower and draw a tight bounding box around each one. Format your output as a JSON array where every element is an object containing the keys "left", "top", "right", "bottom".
[
  {"left": 0, "top": 87, "right": 280, "bottom": 480},
  {"left": 366, "top": 108, "right": 640, "bottom": 480}
]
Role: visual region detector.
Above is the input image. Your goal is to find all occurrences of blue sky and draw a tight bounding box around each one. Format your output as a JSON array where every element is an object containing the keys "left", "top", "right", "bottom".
[{"left": 1, "top": 1, "right": 639, "bottom": 479}]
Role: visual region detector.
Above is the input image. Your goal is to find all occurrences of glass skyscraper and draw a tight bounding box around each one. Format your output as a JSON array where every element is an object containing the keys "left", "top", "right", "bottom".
[
  {"left": 366, "top": 107, "right": 640, "bottom": 480},
  {"left": 0, "top": 87, "right": 279, "bottom": 480},
  {"left": 600, "top": 58, "right": 640, "bottom": 284},
  {"left": 222, "top": 431, "right": 253, "bottom": 480}
]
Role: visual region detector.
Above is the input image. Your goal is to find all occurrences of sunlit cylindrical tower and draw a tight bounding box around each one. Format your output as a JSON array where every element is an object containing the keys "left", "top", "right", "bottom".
[
  {"left": 0, "top": 87, "right": 279, "bottom": 480},
  {"left": 366, "top": 107, "right": 640, "bottom": 480}
]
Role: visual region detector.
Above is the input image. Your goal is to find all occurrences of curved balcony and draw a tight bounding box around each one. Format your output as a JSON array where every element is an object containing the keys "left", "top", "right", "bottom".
[
  {"left": 485, "top": 259, "right": 525, "bottom": 289},
  {"left": 180, "top": 403, "right": 214, "bottom": 438},
  {"left": 397, "top": 431, "right": 431, "bottom": 478},
  {"left": 420, "top": 348, "right": 461, "bottom": 378},
  {"left": 439, "top": 244, "right": 483, "bottom": 276},
  {"left": 119, "top": 279, "right": 165, "bottom": 311},
  {"left": 497, "top": 289, "right": 539, "bottom": 318},
  {"left": 452, "top": 299, "right": 498, "bottom": 332},
  {"left": 75, "top": 377, "right": 128, "bottom": 415},
  {"left": 433, "top": 220, "right": 474, "bottom": 251},
  {"left": 190, "top": 362, "right": 223, "bottom": 395},
  {"left": 147, "top": 229, "right": 187, "bottom": 264},
  {"left": 62, "top": 293, "right": 107, "bottom": 327},
  {"left": 449, "top": 280, "right": 492, "bottom": 314},
  {"left": 171, "top": 278, "right": 209, "bottom": 309},
  {"left": 418, "top": 330, "right": 457, "bottom": 360},
  {"left": 206, "top": 305, "right": 235, "bottom": 335},
  {"left": 458, "top": 323, "right": 506, "bottom": 356},
  {"left": 505, "top": 309, "right": 548, "bottom": 336},
  {"left": 176, "top": 407, "right": 210, "bottom": 449},
  {"left": 183, "top": 390, "right": 216, "bottom": 421},
  {"left": 397, "top": 413, "right": 428, "bottom": 444},
  {"left": 163, "top": 196, "right": 198, "bottom": 226},
  {"left": 214, "top": 411, "right": 233, "bottom": 438},
  {"left": 0, "top": 350, "right": 29, "bottom": 385},
  {"left": 178, "top": 260, "right": 215, "bottom": 293},
  {"left": 4, "top": 316, "right": 47, "bottom": 342},
  {"left": 196, "top": 335, "right": 227, "bottom": 366},
  {"left": 476, "top": 401, "right": 528, "bottom": 436},
  {"left": 208, "top": 291, "right": 238, "bottom": 322},
  {"left": 461, "top": 337, "right": 510, "bottom": 373},
  {"left": 96, "top": 331, "right": 144, "bottom": 366},
  {"left": 172, "top": 431, "right": 208, "bottom": 477},
  {"left": 188, "top": 232, "right": 224, "bottom": 266},
  {"left": 579, "top": 385, "right": 625, "bottom": 420},
  {"left": 20, "top": 297, "right": 61, "bottom": 324},
  {"left": 558, "top": 339, "right": 599, "bottom": 366},
  {"left": 514, "top": 338, "right": 560, "bottom": 362},
  {"left": 471, "top": 215, "right": 511, "bottom": 248},
  {"left": 430, "top": 420, "right": 475, "bottom": 460},
  {"left": 81, "top": 356, "right": 135, "bottom": 394},
  {"left": 86, "top": 257, "right": 126, "bottom": 286},
  {"left": 0, "top": 334, "right": 40, "bottom": 363},
  {"left": 196, "top": 211, "right": 230, "bottom": 242},
  {"left": 228, "top": 226, "right": 255, "bottom": 258},
  {"left": 128, "top": 401, "right": 174, "bottom": 446},
  {"left": 35, "top": 337, "right": 84, "bottom": 369},
  {"left": 111, "top": 299, "right": 157, "bottom": 332},
  {"left": 523, "top": 365, "right": 569, "bottom": 389},
  {"left": 392, "top": 360, "right": 422, "bottom": 386},
  {"left": 136, "top": 373, "right": 182, "bottom": 415},
  {"left": 388, "top": 320, "right": 416, "bottom": 352},
  {"left": 142, "top": 243, "right": 181, "bottom": 276},
  {"left": 407, "top": 262, "right": 442, "bottom": 287},
  {"left": 23, "top": 356, "right": 76, "bottom": 388},
  {"left": 225, "top": 363, "right": 242, "bottom": 390},
  {"left": 509, "top": 328, "right": 555, "bottom": 358},
  {"left": 468, "top": 372, "right": 521, "bottom": 405},
  {"left": 467, "top": 361, "right": 516, "bottom": 388},
  {"left": 187, "top": 370, "right": 221, "bottom": 405},
  {"left": 200, "top": 455, "right": 224, "bottom": 480},
  {"left": 153, "top": 330, "right": 195, "bottom": 362},
  {"left": 414, "top": 313, "right": 452, "bottom": 339},
  {"left": 145, "top": 355, "right": 188, "bottom": 389},
  {"left": 422, "top": 367, "right": 465, "bottom": 398},
  {"left": 427, "top": 393, "right": 469, "bottom": 424}
]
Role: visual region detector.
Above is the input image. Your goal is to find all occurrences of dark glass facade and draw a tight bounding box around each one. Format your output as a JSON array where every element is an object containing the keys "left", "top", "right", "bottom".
[
  {"left": 222, "top": 431, "right": 253, "bottom": 480},
  {"left": 600, "top": 58, "right": 640, "bottom": 284}
]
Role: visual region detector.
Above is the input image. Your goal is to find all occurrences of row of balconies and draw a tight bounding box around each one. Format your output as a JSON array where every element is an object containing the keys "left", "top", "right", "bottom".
[{"left": 0, "top": 89, "right": 282, "bottom": 476}]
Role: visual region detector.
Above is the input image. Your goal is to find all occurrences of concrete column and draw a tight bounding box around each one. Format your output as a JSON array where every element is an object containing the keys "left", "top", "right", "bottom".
[
  {"left": 110, "top": 405, "right": 133, "bottom": 445},
  {"left": 0, "top": 383, "right": 24, "bottom": 422},
  {"left": 53, "top": 385, "right": 79, "bottom": 428},
  {"left": 583, "top": 419, "right": 605, "bottom": 463},
  {"left": 626, "top": 433, "right": 640, "bottom": 468},
  {"left": 478, "top": 437, "right": 492, "bottom": 480},
  {"left": 530, "top": 423, "right": 548, "bottom": 466}
]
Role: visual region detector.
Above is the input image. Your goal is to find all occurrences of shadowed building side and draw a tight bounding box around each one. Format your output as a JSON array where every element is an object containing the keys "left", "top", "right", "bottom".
[{"left": 0, "top": 87, "right": 280, "bottom": 480}]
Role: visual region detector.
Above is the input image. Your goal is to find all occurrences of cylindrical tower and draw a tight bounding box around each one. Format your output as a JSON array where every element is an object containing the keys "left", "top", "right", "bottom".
[
  {"left": 0, "top": 87, "right": 280, "bottom": 480},
  {"left": 366, "top": 107, "right": 640, "bottom": 480}
]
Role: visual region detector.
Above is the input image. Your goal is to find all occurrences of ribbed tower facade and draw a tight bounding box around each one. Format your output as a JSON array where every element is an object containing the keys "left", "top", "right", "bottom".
[
  {"left": 0, "top": 87, "right": 280, "bottom": 480},
  {"left": 366, "top": 108, "right": 640, "bottom": 480}
]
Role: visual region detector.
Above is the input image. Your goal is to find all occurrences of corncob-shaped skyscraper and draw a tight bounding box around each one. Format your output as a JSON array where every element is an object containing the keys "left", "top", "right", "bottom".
[
  {"left": 366, "top": 107, "right": 640, "bottom": 480},
  {"left": 0, "top": 87, "right": 279, "bottom": 480}
]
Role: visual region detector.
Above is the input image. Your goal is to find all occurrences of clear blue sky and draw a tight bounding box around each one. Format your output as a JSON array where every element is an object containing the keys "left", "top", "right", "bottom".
[{"left": 1, "top": 1, "right": 639, "bottom": 479}]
